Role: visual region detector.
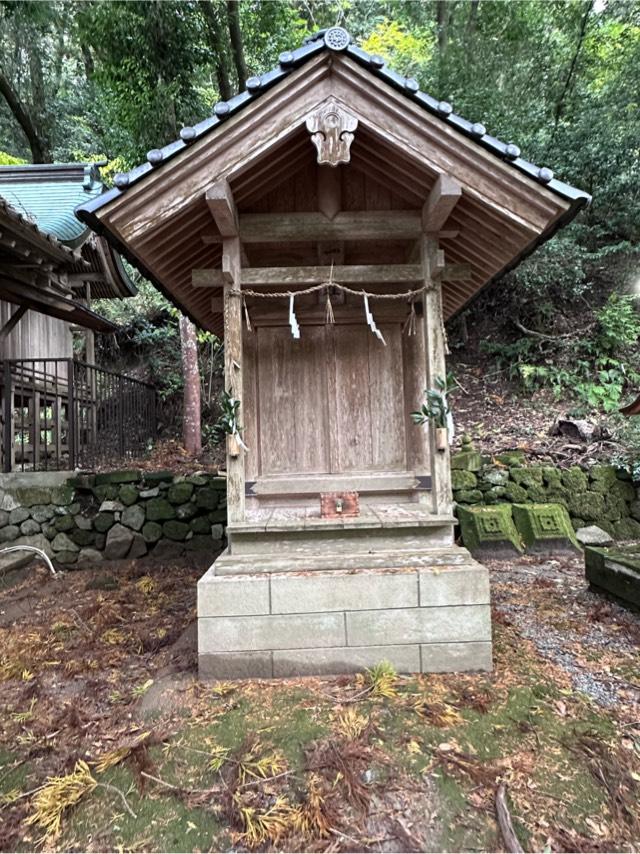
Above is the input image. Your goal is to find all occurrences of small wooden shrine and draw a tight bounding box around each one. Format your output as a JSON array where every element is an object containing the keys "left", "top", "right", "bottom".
[{"left": 78, "top": 27, "right": 589, "bottom": 678}]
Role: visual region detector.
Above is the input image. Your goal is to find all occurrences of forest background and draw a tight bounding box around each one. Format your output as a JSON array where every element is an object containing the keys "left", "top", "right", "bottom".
[{"left": 1, "top": 0, "right": 639, "bottom": 460}]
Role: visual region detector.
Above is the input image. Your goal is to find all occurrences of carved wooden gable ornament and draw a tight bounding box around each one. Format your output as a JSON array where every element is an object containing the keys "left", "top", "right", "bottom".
[{"left": 305, "top": 98, "right": 358, "bottom": 167}]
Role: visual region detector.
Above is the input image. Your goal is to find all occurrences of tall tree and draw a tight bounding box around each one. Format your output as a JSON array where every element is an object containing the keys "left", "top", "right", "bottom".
[{"left": 179, "top": 315, "right": 202, "bottom": 456}]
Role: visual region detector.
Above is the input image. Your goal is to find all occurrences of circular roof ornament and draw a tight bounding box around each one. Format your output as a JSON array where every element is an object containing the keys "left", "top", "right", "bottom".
[
  {"left": 538, "top": 167, "right": 554, "bottom": 183},
  {"left": 324, "top": 27, "right": 350, "bottom": 51},
  {"left": 471, "top": 122, "right": 486, "bottom": 138},
  {"left": 147, "top": 149, "right": 163, "bottom": 166},
  {"left": 114, "top": 172, "right": 130, "bottom": 189},
  {"left": 214, "top": 101, "right": 230, "bottom": 118},
  {"left": 246, "top": 76, "right": 262, "bottom": 93},
  {"left": 279, "top": 51, "right": 295, "bottom": 67},
  {"left": 369, "top": 54, "right": 385, "bottom": 69},
  {"left": 505, "top": 143, "right": 520, "bottom": 160},
  {"left": 404, "top": 77, "right": 419, "bottom": 93},
  {"left": 180, "top": 126, "right": 196, "bottom": 142},
  {"left": 437, "top": 101, "right": 453, "bottom": 116}
]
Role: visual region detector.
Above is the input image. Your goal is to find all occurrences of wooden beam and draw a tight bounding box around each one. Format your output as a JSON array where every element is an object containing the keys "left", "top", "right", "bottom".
[
  {"left": 193, "top": 262, "right": 470, "bottom": 290},
  {"left": 422, "top": 175, "right": 462, "bottom": 233},
  {"left": 317, "top": 166, "right": 342, "bottom": 221},
  {"left": 0, "top": 304, "right": 28, "bottom": 342},
  {"left": 200, "top": 222, "right": 460, "bottom": 245},
  {"left": 206, "top": 179, "right": 239, "bottom": 238}
]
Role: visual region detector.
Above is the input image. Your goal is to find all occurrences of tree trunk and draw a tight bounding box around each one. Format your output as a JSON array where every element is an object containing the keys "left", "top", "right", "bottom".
[
  {"left": 226, "top": 1, "right": 248, "bottom": 90},
  {"left": 200, "top": 0, "right": 235, "bottom": 101},
  {"left": 549, "top": 0, "right": 593, "bottom": 149},
  {"left": 179, "top": 315, "right": 202, "bottom": 456},
  {"left": 0, "top": 67, "right": 51, "bottom": 162}
]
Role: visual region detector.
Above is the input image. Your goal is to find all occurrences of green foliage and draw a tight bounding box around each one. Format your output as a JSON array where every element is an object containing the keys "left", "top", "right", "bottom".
[
  {"left": 0, "top": 149, "right": 25, "bottom": 165},
  {"left": 411, "top": 376, "right": 451, "bottom": 429},
  {"left": 211, "top": 391, "right": 243, "bottom": 445}
]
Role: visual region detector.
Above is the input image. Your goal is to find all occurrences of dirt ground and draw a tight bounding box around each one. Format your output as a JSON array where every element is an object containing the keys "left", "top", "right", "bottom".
[{"left": 0, "top": 551, "right": 638, "bottom": 853}]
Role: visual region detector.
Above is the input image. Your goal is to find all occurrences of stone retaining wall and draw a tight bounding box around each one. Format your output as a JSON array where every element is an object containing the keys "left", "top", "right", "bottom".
[
  {"left": 0, "top": 470, "right": 226, "bottom": 566},
  {"left": 451, "top": 441, "right": 640, "bottom": 541}
]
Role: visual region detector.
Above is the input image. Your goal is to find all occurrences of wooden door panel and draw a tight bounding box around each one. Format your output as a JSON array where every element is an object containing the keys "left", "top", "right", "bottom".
[{"left": 369, "top": 324, "right": 406, "bottom": 468}]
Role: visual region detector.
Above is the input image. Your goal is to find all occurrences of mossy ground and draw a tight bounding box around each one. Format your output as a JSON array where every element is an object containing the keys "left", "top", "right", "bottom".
[{"left": 1, "top": 555, "right": 638, "bottom": 852}]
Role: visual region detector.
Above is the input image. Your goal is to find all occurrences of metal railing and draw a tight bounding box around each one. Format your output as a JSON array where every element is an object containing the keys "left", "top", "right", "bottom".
[{"left": 1, "top": 358, "right": 157, "bottom": 472}]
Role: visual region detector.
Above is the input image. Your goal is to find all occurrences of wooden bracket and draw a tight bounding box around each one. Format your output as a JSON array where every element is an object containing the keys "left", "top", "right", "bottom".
[
  {"left": 206, "top": 179, "right": 239, "bottom": 237},
  {"left": 422, "top": 174, "right": 462, "bottom": 232},
  {"left": 305, "top": 98, "right": 358, "bottom": 166}
]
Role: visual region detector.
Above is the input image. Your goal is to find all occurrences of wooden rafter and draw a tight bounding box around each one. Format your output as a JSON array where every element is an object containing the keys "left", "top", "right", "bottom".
[{"left": 422, "top": 174, "right": 462, "bottom": 232}]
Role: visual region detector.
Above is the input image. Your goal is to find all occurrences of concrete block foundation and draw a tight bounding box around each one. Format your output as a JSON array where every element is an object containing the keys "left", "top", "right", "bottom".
[{"left": 198, "top": 554, "right": 493, "bottom": 678}]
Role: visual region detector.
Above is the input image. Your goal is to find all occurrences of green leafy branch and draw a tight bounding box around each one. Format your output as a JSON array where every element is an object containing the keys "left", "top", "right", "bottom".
[
  {"left": 411, "top": 376, "right": 451, "bottom": 430},
  {"left": 212, "top": 390, "right": 247, "bottom": 450}
]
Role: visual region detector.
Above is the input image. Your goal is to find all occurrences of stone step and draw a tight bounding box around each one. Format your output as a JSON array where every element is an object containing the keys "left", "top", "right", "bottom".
[{"left": 211, "top": 544, "right": 476, "bottom": 576}]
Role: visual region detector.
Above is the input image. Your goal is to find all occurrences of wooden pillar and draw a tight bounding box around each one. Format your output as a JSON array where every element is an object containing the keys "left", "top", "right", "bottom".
[
  {"left": 223, "top": 236, "right": 245, "bottom": 524},
  {"left": 421, "top": 234, "right": 452, "bottom": 516}
]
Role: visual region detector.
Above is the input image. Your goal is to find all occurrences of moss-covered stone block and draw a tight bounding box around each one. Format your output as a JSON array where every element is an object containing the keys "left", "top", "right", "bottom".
[
  {"left": 456, "top": 504, "right": 523, "bottom": 557},
  {"left": 94, "top": 512, "right": 115, "bottom": 533},
  {"left": 186, "top": 534, "right": 216, "bottom": 551},
  {"left": 167, "top": 482, "right": 194, "bottom": 505},
  {"left": 451, "top": 436, "right": 482, "bottom": 472},
  {"left": 186, "top": 473, "right": 209, "bottom": 486},
  {"left": 480, "top": 468, "right": 509, "bottom": 488},
  {"left": 503, "top": 483, "right": 528, "bottom": 503},
  {"left": 14, "top": 486, "right": 51, "bottom": 507},
  {"left": 571, "top": 517, "right": 586, "bottom": 530},
  {"left": 559, "top": 466, "right": 588, "bottom": 493},
  {"left": 585, "top": 545, "right": 640, "bottom": 606},
  {"left": 524, "top": 485, "right": 548, "bottom": 503},
  {"left": 603, "top": 492, "right": 626, "bottom": 522},
  {"left": 94, "top": 470, "right": 141, "bottom": 485},
  {"left": 566, "top": 491, "right": 606, "bottom": 522},
  {"left": 454, "top": 489, "right": 484, "bottom": 504},
  {"left": 628, "top": 500, "right": 640, "bottom": 522},
  {"left": 589, "top": 465, "right": 618, "bottom": 486},
  {"left": 512, "top": 503, "right": 579, "bottom": 553},
  {"left": 118, "top": 484, "right": 139, "bottom": 506},
  {"left": 190, "top": 515, "right": 213, "bottom": 535},
  {"left": 162, "top": 520, "right": 190, "bottom": 541},
  {"left": 146, "top": 497, "right": 176, "bottom": 522},
  {"left": 54, "top": 514, "right": 75, "bottom": 533},
  {"left": 93, "top": 484, "right": 118, "bottom": 502},
  {"left": 612, "top": 517, "right": 640, "bottom": 541},
  {"left": 50, "top": 485, "right": 75, "bottom": 506},
  {"left": 541, "top": 466, "right": 563, "bottom": 487},
  {"left": 209, "top": 477, "right": 227, "bottom": 491},
  {"left": 70, "top": 528, "right": 96, "bottom": 547},
  {"left": 495, "top": 450, "right": 525, "bottom": 467},
  {"left": 195, "top": 489, "right": 219, "bottom": 511},
  {"left": 610, "top": 479, "right": 635, "bottom": 503},
  {"left": 143, "top": 470, "right": 174, "bottom": 484},
  {"left": 142, "top": 521, "right": 163, "bottom": 543},
  {"left": 122, "top": 504, "right": 146, "bottom": 532},
  {"left": 510, "top": 467, "right": 544, "bottom": 488},
  {"left": 451, "top": 470, "right": 477, "bottom": 490},
  {"left": 0, "top": 524, "right": 19, "bottom": 542},
  {"left": 208, "top": 509, "right": 227, "bottom": 524},
  {"left": 545, "top": 489, "right": 569, "bottom": 510}
]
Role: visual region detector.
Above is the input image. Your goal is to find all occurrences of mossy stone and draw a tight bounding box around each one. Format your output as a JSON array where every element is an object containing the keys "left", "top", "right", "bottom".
[
  {"left": 186, "top": 474, "right": 209, "bottom": 486},
  {"left": 503, "top": 483, "right": 528, "bottom": 503},
  {"left": 50, "top": 485, "right": 75, "bottom": 506},
  {"left": 510, "top": 467, "right": 544, "bottom": 488},
  {"left": 118, "top": 484, "right": 139, "bottom": 506},
  {"left": 209, "top": 477, "right": 227, "bottom": 490},
  {"left": 167, "top": 482, "right": 194, "bottom": 505},
  {"left": 455, "top": 489, "right": 484, "bottom": 504},
  {"left": 496, "top": 450, "right": 525, "bottom": 467},
  {"left": 30, "top": 505, "right": 55, "bottom": 523},
  {"left": 190, "top": 516, "right": 212, "bottom": 534},
  {"left": 566, "top": 491, "right": 605, "bottom": 522},
  {"left": 93, "top": 484, "right": 118, "bottom": 502},
  {"left": 480, "top": 467, "right": 509, "bottom": 487},
  {"left": 143, "top": 470, "right": 174, "bottom": 484},
  {"left": 603, "top": 493, "right": 626, "bottom": 522},
  {"left": 54, "top": 514, "right": 75, "bottom": 532},
  {"left": 524, "top": 485, "right": 548, "bottom": 503},
  {"left": 14, "top": 486, "right": 51, "bottom": 507},
  {"left": 162, "top": 520, "right": 190, "bottom": 541},
  {"left": 195, "top": 489, "right": 218, "bottom": 511},
  {"left": 94, "top": 512, "right": 115, "bottom": 533},
  {"left": 451, "top": 449, "right": 482, "bottom": 472},
  {"left": 186, "top": 534, "right": 216, "bottom": 551},
  {"left": 142, "top": 521, "right": 163, "bottom": 543},
  {"left": 208, "top": 509, "right": 227, "bottom": 524},
  {"left": 545, "top": 490, "right": 569, "bottom": 510},
  {"left": 612, "top": 517, "right": 640, "bottom": 540},
  {"left": 176, "top": 502, "right": 197, "bottom": 521},
  {"left": 122, "top": 504, "right": 146, "bottom": 532},
  {"left": 629, "top": 500, "right": 640, "bottom": 522},
  {"left": 541, "top": 466, "right": 563, "bottom": 487},
  {"left": 55, "top": 551, "right": 78, "bottom": 565},
  {"left": 70, "top": 528, "right": 96, "bottom": 547},
  {"left": 610, "top": 479, "right": 635, "bottom": 503},
  {"left": 9, "top": 507, "right": 30, "bottom": 525},
  {"left": 457, "top": 504, "right": 523, "bottom": 557},
  {"left": 512, "top": 503, "right": 579, "bottom": 553},
  {"left": 561, "top": 466, "right": 589, "bottom": 492},
  {"left": 451, "top": 470, "right": 477, "bottom": 490},
  {"left": 43, "top": 524, "right": 57, "bottom": 540},
  {"left": 94, "top": 470, "right": 141, "bottom": 485},
  {"left": 589, "top": 464, "right": 618, "bottom": 485},
  {"left": 571, "top": 517, "right": 586, "bottom": 531},
  {"left": 19, "top": 519, "right": 40, "bottom": 536},
  {"left": 146, "top": 497, "right": 176, "bottom": 522}
]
